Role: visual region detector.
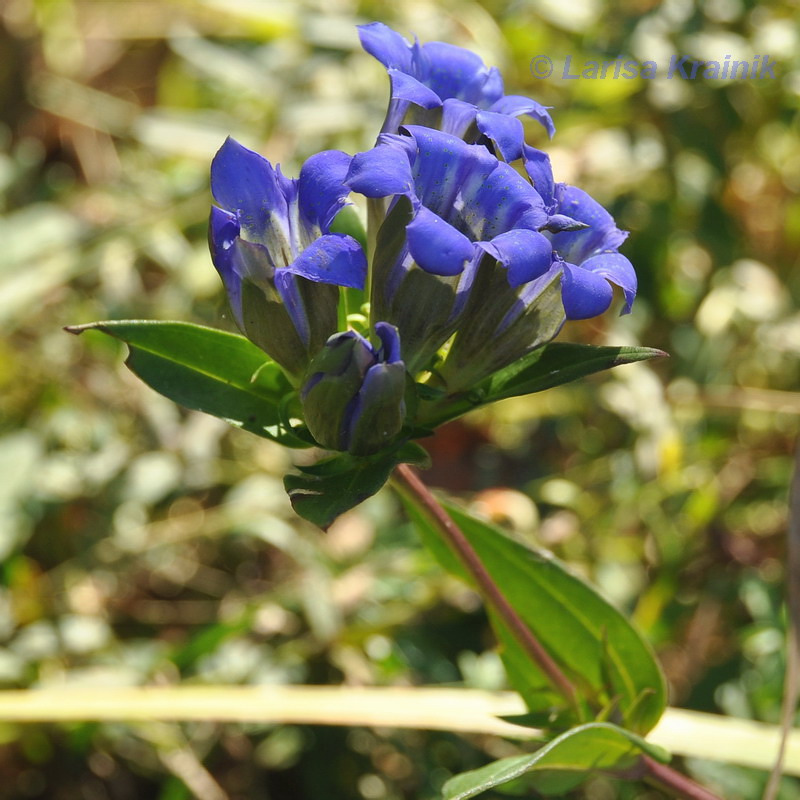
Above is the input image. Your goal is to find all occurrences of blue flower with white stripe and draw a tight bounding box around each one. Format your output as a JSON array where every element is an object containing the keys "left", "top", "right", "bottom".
[{"left": 209, "top": 137, "right": 367, "bottom": 382}]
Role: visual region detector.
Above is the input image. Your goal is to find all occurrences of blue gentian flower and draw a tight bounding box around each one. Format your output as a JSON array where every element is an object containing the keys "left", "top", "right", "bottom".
[
  {"left": 301, "top": 322, "right": 407, "bottom": 455},
  {"left": 437, "top": 148, "right": 637, "bottom": 389},
  {"left": 343, "top": 127, "right": 637, "bottom": 390},
  {"left": 209, "top": 137, "right": 367, "bottom": 382},
  {"left": 203, "top": 24, "right": 639, "bottom": 457},
  {"left": 523, "top": 145, "right": 637, "bottom": 321},
  {"left": 345, "top": 126, "right": 561, "bottom": 373},
  {"left": 359, "top": 22, "right": 554, "bottom": 161}
]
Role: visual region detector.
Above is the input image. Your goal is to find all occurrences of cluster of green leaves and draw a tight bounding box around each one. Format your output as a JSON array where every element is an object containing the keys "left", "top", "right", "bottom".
[
  {"left": 67, "top": 320, "right": 662, "bottom": 529},
  {"left": 66, "top": 318, "right": 673, "bottom": 796}
]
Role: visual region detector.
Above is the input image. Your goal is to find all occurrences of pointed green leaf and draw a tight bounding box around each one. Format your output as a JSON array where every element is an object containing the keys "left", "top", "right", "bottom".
[
  {"left": 66, "top": 320, "right": 305, "bottom": 446},
  {"left": 285, "top": 442, "right": 430, "bottom": 529},
  {"left": 442, "top": 722, "right": 670, "bottom": 800},
  {"left": 484, "top": 343, "right": 667, "bottom": 402},
  {"left": 417, "top": 344, "right": 666, "bottom": 428},
  {"left": 398, "top": 497, "right": 667, "bottom": 734}
]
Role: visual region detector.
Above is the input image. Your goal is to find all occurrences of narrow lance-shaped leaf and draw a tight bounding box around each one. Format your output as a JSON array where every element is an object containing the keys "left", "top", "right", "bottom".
[
  {"left": 65, "top": 320, "right": 306, "bottom": 447},
  {"left": 399, "top": 496, "right": 667, "bottom": 734},
  {"left": 417, "top": 343, "right": 667, "bottom": 429},
  {"left": 442, "top": 722, "right": 670, "bottom": 800}
]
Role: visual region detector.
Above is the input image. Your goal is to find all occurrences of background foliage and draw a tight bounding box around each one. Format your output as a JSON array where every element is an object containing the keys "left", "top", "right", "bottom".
[{"left": 1, "top": 0, "right": 799, "bottom": 797}]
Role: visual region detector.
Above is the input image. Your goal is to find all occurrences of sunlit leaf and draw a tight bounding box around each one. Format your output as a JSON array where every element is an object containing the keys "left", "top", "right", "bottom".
[
  {"left": 418, "top": 344, "right": 666, "bottom": 428},
  {"left": 399, "top": 496, "right": 667, "bottom": 733},
  {"left": 66, "top": 320, "right": 305, "bottom": 446},
  {"left": 442, "top": 722, "right": 669, "bottom": 799}
]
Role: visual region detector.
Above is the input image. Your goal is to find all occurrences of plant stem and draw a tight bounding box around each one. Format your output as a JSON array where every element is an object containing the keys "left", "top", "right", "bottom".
[
  {"left": 394, "top": 463, "right": 725, "bottom": 800},
  {"left": 393, "top": 463, "right": 580, "bottom": 713},
  {"left": 641, "top": 755, "right": 725, "bottom": 800}
]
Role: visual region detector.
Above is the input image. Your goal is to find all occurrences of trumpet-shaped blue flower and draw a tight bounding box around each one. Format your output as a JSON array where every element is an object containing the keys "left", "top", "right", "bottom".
[
  {"left": 359, "top": 22, "right": 554, "bottom": 161},
  {"left": 209, "top": 137, "right": 367, "bottom": 381},
  {"left": 344, "top": 127, "right": 637, "bottom": 388},
  {"left": 346, "top": 126, "right": 560, "bottom": 372},
  {"left": 523, "top": 145, "right": 637, "bottom": 320},
  {"left": 301, "top": 322, "right": 407, "bottom": 455}
]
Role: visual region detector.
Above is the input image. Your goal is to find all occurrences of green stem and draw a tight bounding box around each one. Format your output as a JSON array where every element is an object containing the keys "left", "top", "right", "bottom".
[
  {"left": 393, "top": 463, "right": 725, "bottom": 800},
  {"left": 366, "top": 196, "right": 386, "bottom": 303}
]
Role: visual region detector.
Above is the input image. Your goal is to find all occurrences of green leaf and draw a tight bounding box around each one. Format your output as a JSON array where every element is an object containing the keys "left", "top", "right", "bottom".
[
  {"left": 399, "top": 498, "right": 667, "bottom": 734},
  {"left": 66, "top": 320, "right": 305, "bottom": 446},
  {"left": 442, "top": 722, "right": 670, "bottom": 799},
  {"left": 484, "top": 343, "right": 667, "bottom": 401},
  {"left": 285, "top": 442, "right": 430, "bottom": 529},
  {"left": 417, "top": 344, "right": 666, "bottom": 428}
]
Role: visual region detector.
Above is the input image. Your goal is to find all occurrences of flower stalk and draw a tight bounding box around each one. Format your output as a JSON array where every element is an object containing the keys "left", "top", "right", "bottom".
[{"left": 393, "top": 463, "right": 725, "bottom": 800}]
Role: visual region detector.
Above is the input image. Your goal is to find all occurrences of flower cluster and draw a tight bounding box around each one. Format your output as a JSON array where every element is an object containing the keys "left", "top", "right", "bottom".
[{"left": 208, "top": 22, "right": 637, "bottom": 455}]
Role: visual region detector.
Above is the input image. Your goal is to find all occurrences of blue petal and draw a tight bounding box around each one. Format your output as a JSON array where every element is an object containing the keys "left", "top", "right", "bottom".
[
  {"left": 440, "top": 98, "right": 479, "bottom": 138},
  {"left": 273, "top": 270, "right": 310, "bottom": 345},
  {"left": 283, "top": 234, "right": 367, "bottom": 289},
  {"left": 209, "top": 208, "right": 278, "bottom": 329},
  {"left": 406, "top": 207, "right": 474, "bottom": 276},
  {"left": 522, "top": 146, "right": 555, "bottom": 209},
  {"left": 402, "top": 126, "right": 497, "bottom": 222},
  {"left": 388, "top": 68, "right": 442, "bottom": 109},
  {"left": 550, "top": 185, "right": 628, "bottom": 264},
  {"left": 479, "top": 67, "right": 504, "bottom": 107},
  {"left": 479, "top": 229, "right": 553, "bottom": 287},
  {"left": 209, "top": 205, "right": 240, "bottom": 257},
  {"left": 470, "top": 160, "right": 549, "bottom": 239},
  {"left": 581, "top": 252, "right": 637, "bottom": 314},
  {"left": 476, "top": 110, "right": 526, "bottom": 161},
  {"left": 274, "top": 163, "right": 297, "bottom": 207},
  {"left": 345, "top": 143, "right": 414, "bottom": 198},
  {"left": 561, "top": 262, "right": 615, "bottom": 320},
  {"left": 210, "top": 137, "right": 289, "bottom": 242},
  {"left": 298, "top": 149, "right": 353, "bottom": 233},
  {"left": 374, "top": 321, "right": 403, "bottom": 363},
  {"left": 358, "top": 22, "right": 413, "bottom": 71},
  {"left": 208, "top": 206, "right": 243, "bottom": 319},
  {"left": 419, "top": 42, "right": 503, "bottom": 105},
  {"left": 490, "top": 95, "right": 555, "bottom": 138}
]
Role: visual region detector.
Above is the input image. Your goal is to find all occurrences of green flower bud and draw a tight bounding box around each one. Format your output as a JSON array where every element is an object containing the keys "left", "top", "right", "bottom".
[{"left": 301, "top": 323, "right": 407, "bottom": 456}]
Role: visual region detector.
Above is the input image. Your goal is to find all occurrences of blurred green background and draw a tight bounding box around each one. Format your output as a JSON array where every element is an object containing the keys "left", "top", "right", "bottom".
[{"left": 1, "top": 0, "right": 799, "bottom": 797}]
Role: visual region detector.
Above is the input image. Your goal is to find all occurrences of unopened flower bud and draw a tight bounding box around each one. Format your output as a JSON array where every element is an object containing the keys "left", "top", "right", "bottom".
[{"left": 301, "top": 323, "right": 407, "bottom": 455}]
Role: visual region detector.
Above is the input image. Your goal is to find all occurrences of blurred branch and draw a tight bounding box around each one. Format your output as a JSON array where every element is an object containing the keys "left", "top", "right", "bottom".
[
  {"left": 763, "top": 439, "right": 800, "bottom": 800},
  {"left": 675, "top": 386, "right": 800, "bottom": 416},
  {"left": 136, "top": 722, "right": 229, "bottom": 800}
]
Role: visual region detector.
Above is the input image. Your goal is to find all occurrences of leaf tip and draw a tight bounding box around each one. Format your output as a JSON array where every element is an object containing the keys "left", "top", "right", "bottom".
[
  {"left": 615, "top": 347, "right": 670, "bottom": 366},
  {"left": 64, "top": 323, "right": 93, "bottom": 336}
]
